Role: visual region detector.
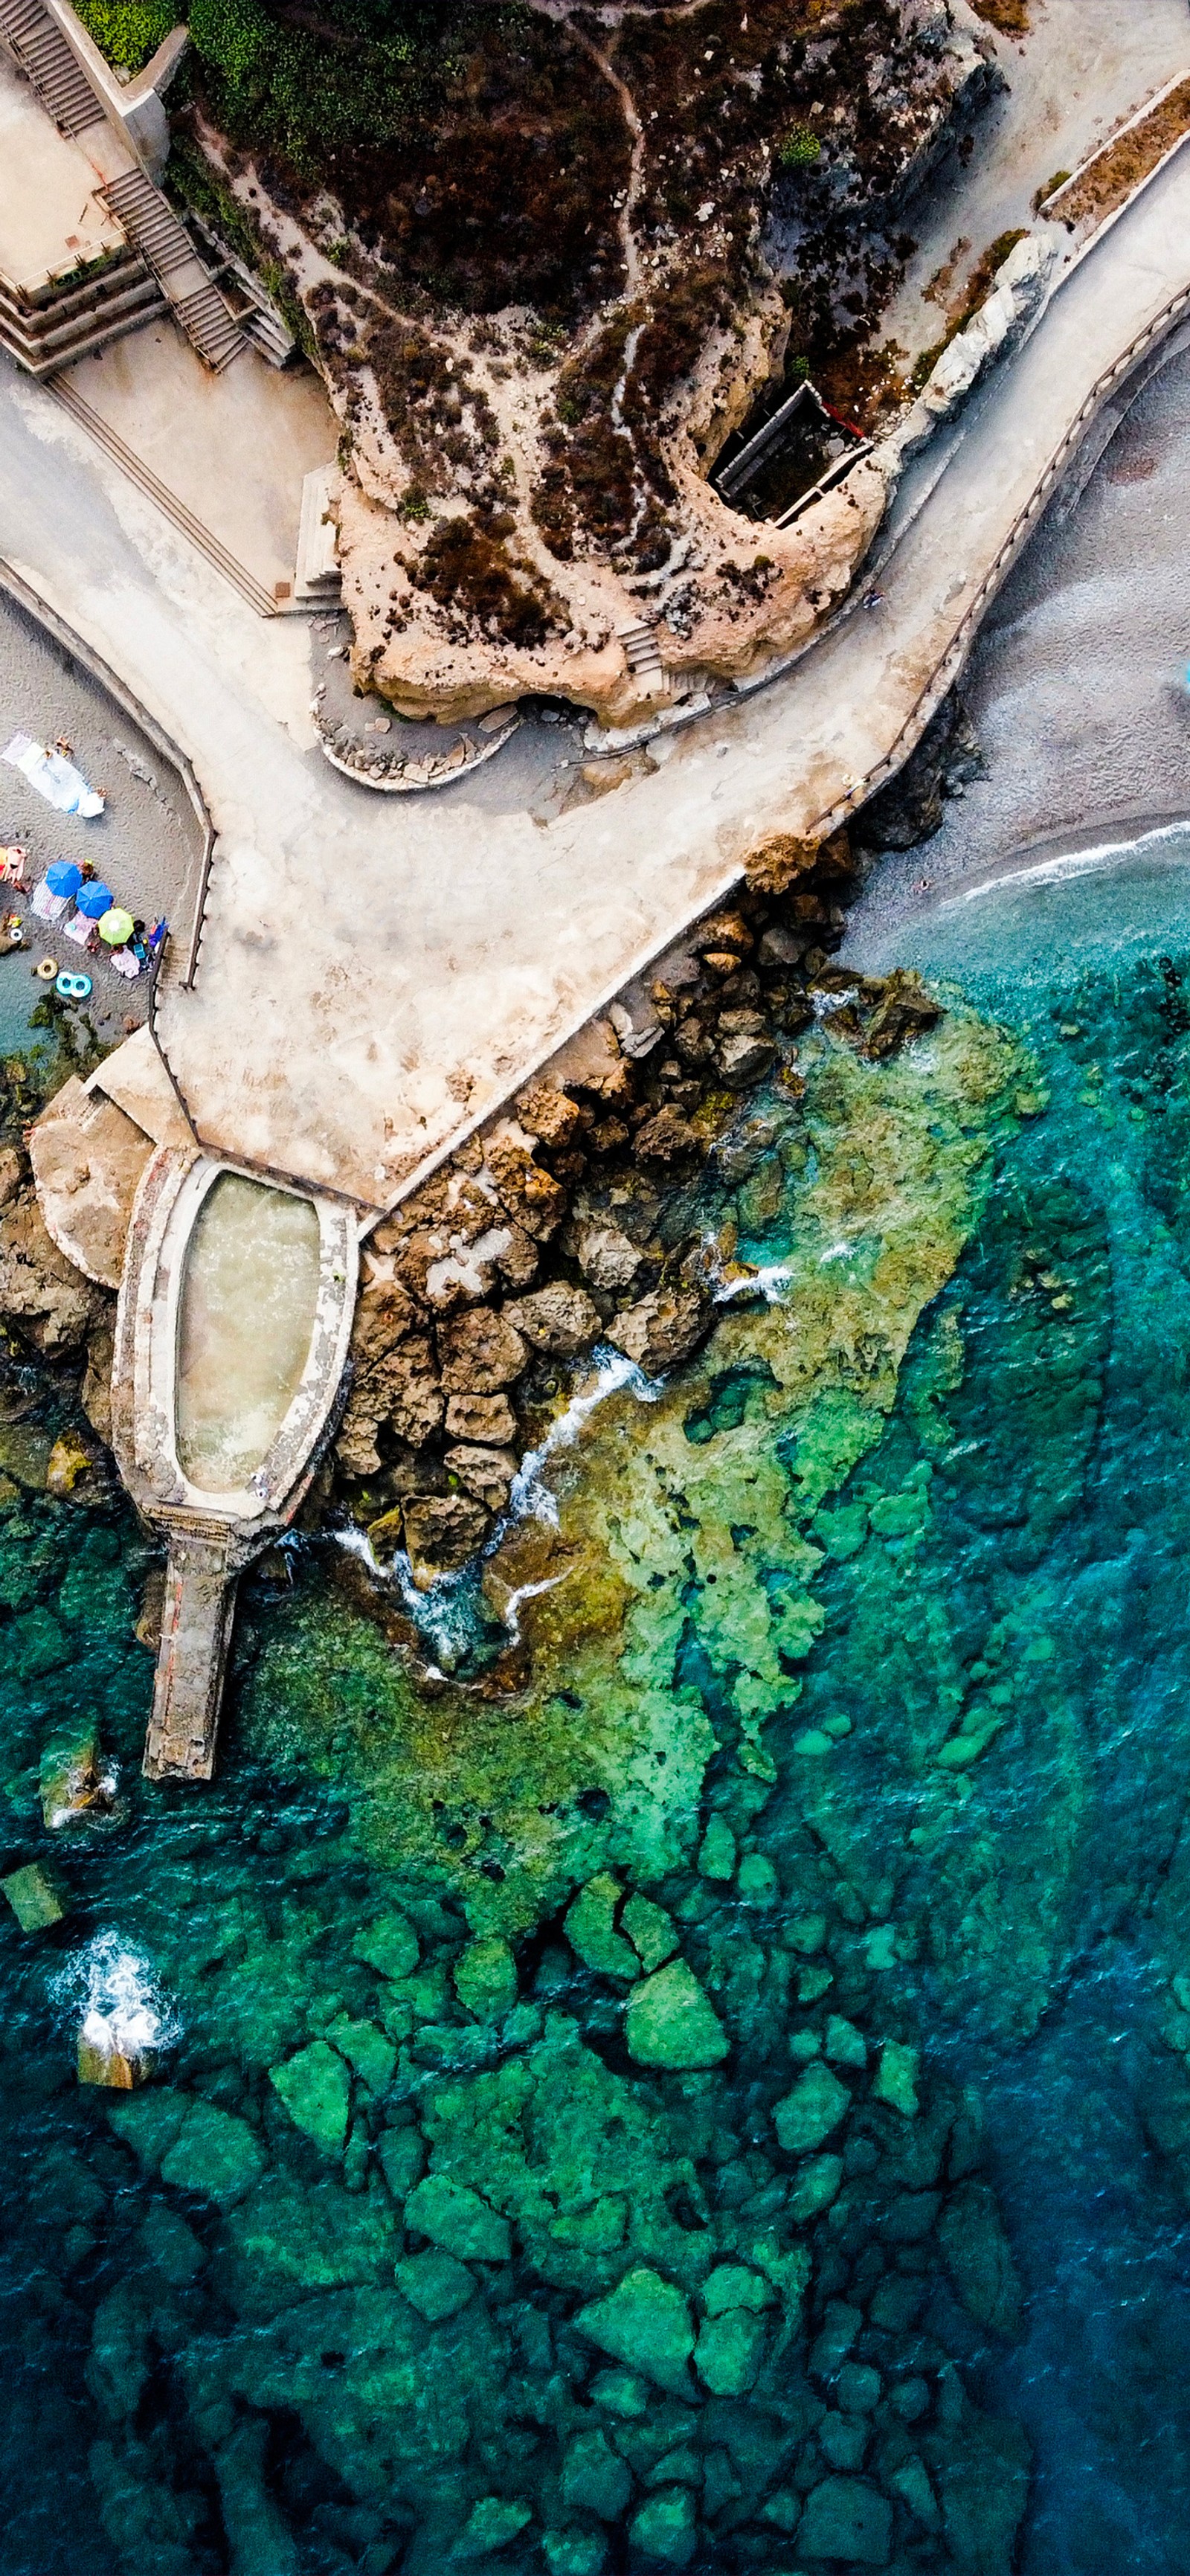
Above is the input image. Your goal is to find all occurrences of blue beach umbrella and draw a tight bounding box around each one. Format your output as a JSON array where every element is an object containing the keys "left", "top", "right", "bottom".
[
  {"left": 46, "top": 861, "right": 82, "bottom": 898},
  {"left": 75, "top": 880, "right": 113, "bottom": 919}
]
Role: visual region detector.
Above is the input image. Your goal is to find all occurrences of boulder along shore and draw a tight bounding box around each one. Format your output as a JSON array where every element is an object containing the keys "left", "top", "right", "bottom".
[{"left": 0, "top": 818, "right": 944, "bottom": 1676}]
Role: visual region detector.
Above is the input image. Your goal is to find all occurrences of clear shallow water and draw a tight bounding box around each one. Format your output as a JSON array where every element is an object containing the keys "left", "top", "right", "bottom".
[
  {"left": 0, "top": 956, "right": 44, "bottom": 1055},
  {"left": 176, "top": 1174, "right": 321, "bottom": 1492},
  {"left": 4, "top": 834, "right": 1190, "bottom": 2572}
]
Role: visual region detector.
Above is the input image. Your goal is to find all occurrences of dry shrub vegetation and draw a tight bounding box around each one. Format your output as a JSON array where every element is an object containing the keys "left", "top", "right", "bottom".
[
  {"left": 178, "top": 0, "right": 994, "bottom": 673},
  {"left": 1053, "top": 76, "right": 1190, "bottom": 230}
]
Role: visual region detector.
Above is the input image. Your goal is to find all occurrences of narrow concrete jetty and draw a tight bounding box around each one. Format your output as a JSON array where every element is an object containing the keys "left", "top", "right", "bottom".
[{"left": 141, "top": 1510, "right": 245, "bottom": 1779}]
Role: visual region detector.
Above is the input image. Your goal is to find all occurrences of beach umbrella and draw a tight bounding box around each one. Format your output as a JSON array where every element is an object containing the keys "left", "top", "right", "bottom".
[
  {"left": 97, "top": 908, "right": 134, "bottom": 946},
  {"left": 75, "top": 880, "right": 112, "bottom": 919},
  {"left": 45, "top": 861, "right": 81, "bottom": 899}
]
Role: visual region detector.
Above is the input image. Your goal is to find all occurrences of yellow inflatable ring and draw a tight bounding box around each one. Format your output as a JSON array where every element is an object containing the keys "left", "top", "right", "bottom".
[{"left": 35, "top": 956, "right": 58, "bottom": 980}]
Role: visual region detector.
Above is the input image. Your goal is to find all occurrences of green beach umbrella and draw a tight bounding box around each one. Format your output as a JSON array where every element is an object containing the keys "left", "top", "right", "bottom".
[{"left": 97, "top": 907, "right": 134, "bottom": 946}]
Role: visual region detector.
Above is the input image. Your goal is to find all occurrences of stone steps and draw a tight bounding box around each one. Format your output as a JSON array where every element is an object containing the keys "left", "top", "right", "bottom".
[
  {"left": 51, "top": 376, "right": 279, "bottom": 615},
  {"left": 617, "top": 618, "right": 668, "bottom": 695},
  {"left": 99, "top": 168, "right": 249, "bottom": 372},
  {"left": 0, "top": 0, "right": 104, "bottom": 136}
]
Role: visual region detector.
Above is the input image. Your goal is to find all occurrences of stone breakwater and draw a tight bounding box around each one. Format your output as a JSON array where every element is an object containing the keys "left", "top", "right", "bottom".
[{"left": 327, "top": 824, "right": 942, "bottom": 1602}]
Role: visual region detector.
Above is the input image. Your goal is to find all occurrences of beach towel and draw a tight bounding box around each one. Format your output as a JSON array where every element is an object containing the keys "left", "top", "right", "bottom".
[
  {"left": 30, "top": 879, "right": 68, "bottom": 922},
  {"left": 3, "top": 733, "right": 105, "bottom": 818}
]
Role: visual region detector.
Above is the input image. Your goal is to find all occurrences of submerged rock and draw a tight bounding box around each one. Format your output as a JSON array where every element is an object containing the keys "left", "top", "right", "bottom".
[
  {"left": 620, "top": 1892, "right": 678, "bottom": 1973},
  {"left": 353, "top": 1907, "right": 419, "bottom": 1982},
  {"left": 872, "top": 2040, "right": 920, "bottom": 2116},
  {"left": 458, "top": 2495, "right": 533, "bottom": 2557},
  {"left": 697, "top": 1815, "right": 736, "bottom": 1880},
  {"left": 396, "top": 2246, "right": 475, "bottom": 2321},
  {"left": 694, "top": 2304, "right": 767, "bottom": 2396},
  {"left": 628, "top": 2485, "right": 698, "bottom": 2567},
  {"left": 405, "top": 2174, "right": 512, "bottom": 2261},
  {"left": 798, "top": 2475, "right": 892, "bottom": 2565},
  {"left": 562, "top": 2429, "right": 632, "bottom": 2522},
  {"left": 773, "top": 2062, "right": 850, "bottom": 2153},
  {"left": 624, "top": 1958, "right": 727, "bottom": 2069},
  {"left": 938, "top": 2182, "right": 1023, "bottom": 2340},
  {"left": 542, "top": 2534, "right": 606, "bottom": 2576},
  {"left": 1, "top": 1860, "right": 65, "bottom": 1929},
  {"left": 454, "top": 1935, "right": 518, "bottom": 2020},
  {"left": 565, "top": 1873, "right": 640, "bottom": 1981},
  {"left": 269, "top": 2040, "right": 352, "bottom": 2155},
  {"left": 575, "top": 2268, "right": 694, "bottom": 2393},
  {"left": 158, "top": 2100, "right": 265, "bottom": 2206}
]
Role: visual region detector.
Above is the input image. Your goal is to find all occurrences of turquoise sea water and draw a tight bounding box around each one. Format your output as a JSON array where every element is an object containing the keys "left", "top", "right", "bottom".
[{"left": 4, "top": 828, "right": 1190, "bottom": 2572}]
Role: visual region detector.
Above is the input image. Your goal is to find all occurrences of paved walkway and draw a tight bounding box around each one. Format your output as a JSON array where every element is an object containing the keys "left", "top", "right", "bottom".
[
  {"left": 1, "top": 140, "right": 1190, "bottom": 1210},
  {"left": 879, "top": 0, "right": 1190, "bottom": 366}
]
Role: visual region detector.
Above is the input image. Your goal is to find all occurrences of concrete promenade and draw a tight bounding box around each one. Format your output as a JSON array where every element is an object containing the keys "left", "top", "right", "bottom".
[{"left": 1, "top": 139, "right": 1190, "bottom": 1210}]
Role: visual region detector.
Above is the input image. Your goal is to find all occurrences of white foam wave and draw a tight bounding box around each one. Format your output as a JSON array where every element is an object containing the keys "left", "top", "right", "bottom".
[
  {"left": 713, "top": 1259, "right": 795, "bottom": 1303},
  {"left": 944, "top": 818, "right": 1190, "bottom": 911},
  {"left": 54, "top": 1929, "right": 176, "bottom": 2060},
  {"left": 334, "top": 1522, "right": 476, "bottom": 1668},
  {"left": 508, "top": 1342, "right": 660, "bottom": 1528}
]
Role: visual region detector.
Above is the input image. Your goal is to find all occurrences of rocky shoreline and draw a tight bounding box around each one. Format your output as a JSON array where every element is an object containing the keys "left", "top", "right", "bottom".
[
  {"left": 323, "top": 823, "right": 942, "bottom": 1628},
  {"left": 0, "top": 827, "right": 944, "bottom": 1651}
]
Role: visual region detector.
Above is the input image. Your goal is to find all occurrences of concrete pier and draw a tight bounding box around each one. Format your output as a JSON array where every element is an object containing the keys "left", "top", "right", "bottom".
[{"left": 144, "top": 1511, "right": 246, "bottom": 1781}]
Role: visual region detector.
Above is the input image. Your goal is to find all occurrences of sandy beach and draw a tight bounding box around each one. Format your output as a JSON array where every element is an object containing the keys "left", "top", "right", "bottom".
[{"left": 846, "top": 336, "right": 1190, "bottom": 963}]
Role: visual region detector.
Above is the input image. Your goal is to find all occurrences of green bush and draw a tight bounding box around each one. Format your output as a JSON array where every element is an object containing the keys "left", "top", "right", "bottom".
[
  {"left": 71, "top": 0, "right": 176, "bottom": 74},
  {"left": 779, "top": 125, "right": 821, "bottom": 170},
  {"left": 186, "top": 0, "right": 449, "bottom": 172}
]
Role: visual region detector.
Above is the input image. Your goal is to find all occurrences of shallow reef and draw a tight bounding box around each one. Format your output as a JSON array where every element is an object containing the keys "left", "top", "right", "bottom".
[{"left": 10, "top": 873, "right": 1190, "bottom": 2569}]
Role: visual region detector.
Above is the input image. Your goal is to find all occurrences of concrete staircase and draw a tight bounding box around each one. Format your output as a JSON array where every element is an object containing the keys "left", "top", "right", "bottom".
[
  {"left": 98, "top": 167, "right": 247, "bottom": 371},
  {"left": 187, "top": 216, "right": 296, "bottom": 369},
  {"left": 617, "top": 617, "right": 668, "bottom": 696},
  {"left": 0, "top": 0, "right": 103, "bottom": 136},
  {"left": 0, "top": 250, "right": 164, "bottom": 376},
  {"left": 51, "top": 375, "right": 279, "bottom": 614}
]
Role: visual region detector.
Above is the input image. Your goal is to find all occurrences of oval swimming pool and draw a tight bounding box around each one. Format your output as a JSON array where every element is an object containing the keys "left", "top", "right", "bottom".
[{"left": 174, "top": 1171, "right": 322, "bottom": 1494}]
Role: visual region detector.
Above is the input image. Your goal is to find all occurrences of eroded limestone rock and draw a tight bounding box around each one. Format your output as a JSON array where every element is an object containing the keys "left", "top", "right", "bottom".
[{"left": 607, "top": 1286, "right": 710, "bottom": 1375}]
